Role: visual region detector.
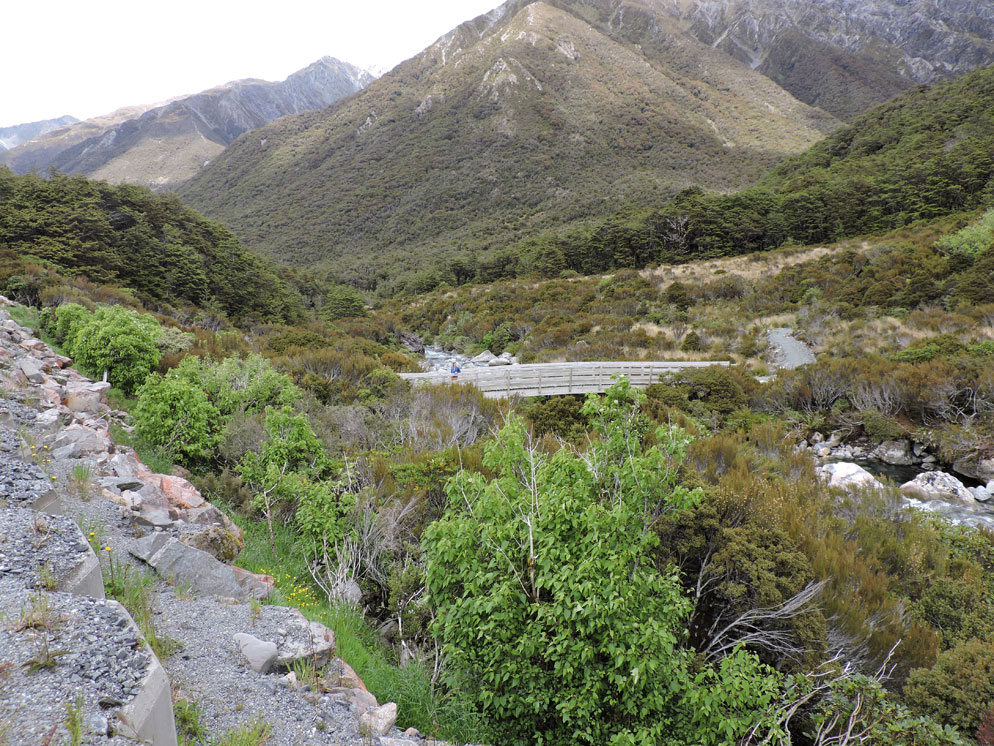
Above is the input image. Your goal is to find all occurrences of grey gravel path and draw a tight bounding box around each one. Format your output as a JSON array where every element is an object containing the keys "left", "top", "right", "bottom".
[{"left": 767, "top": 328, "right": 816, "bottom": 369}]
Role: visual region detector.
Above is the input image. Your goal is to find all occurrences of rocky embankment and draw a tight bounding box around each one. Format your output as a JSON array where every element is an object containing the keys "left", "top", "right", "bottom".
[{"left": 0, "top": 299, "right": 424, "bottom": 745}]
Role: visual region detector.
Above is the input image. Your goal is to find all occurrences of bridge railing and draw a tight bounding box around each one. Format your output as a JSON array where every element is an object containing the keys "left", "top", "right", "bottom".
[{"left": 399, "top": 361, "right": 729, "bottom": 399}]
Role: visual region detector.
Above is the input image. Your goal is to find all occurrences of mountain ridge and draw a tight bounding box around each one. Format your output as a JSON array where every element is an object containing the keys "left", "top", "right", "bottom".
[
  {"left": 177, "top": 0, "right": 839, "bottom": 288},
  {"left": 0, "top": 57, "right": 374, "bottom": 189},
  {"left": 0, "top": 115, "right": 78, "bottom": 150}
]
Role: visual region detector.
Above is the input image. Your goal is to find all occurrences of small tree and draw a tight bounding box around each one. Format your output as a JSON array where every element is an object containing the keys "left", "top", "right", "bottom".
[
  {"left": 236, "top": 407, "right": 331, "bottom": 554},
  {"left": 424, "top": 379, "right": 785, "bottom": 745},
  {"left": 134, "top": 372, "right": 220, "bottom": 466},
  {"left": 321, "top": 284, "right": 367, "bottom": 320}
]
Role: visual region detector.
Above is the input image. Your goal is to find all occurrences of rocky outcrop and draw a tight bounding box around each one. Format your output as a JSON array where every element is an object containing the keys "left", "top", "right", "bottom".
[
  {"left": 667, "top": 0, "right": 994, "bottom": 119},
  {"left": 900, "top": 471, "right": 978, "bottom": 506},
  {"left": 816, "top": 461, "right": 883, "bottom": 491}
]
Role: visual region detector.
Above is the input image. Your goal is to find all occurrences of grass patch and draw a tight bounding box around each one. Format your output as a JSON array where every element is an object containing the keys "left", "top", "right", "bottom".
[
  {"left": 103, "top": 555, "right": 180, "bottom": 660},
  {"left": 228, "top": 515, "right": 481, "bottom": 741}
]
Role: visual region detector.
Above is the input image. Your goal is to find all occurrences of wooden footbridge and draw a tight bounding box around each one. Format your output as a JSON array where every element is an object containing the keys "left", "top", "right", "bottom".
[{"left": 399, "top": 361, "right": 729, "bottom": 399}]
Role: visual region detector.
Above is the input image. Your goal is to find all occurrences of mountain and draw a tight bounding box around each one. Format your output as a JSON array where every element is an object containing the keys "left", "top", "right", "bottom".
[
  {"left": 178, "top": 0, "right": 839, "bottom": 288},
  {"left": 0, "top": 57, "right": 373, "bottom": 189},
  {"left": 661, "top": 0, "right": 994, "bottom": 120},
  {"left": 0, "top": 115, "right": 78, "bottom": 150}
]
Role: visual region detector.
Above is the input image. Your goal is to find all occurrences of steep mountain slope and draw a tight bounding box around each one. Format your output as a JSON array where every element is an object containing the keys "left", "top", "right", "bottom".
[
  {"left": 0, "top": 58, "right": 373, "bottom": 189},
  {"left": 178, "top": 0, "right": 838, "bottom": 287},
  {"left": 0, "top": 116, "right": 78, "bottom": 150},
  {"left": 663, "top": 0, "right": 994, "bottom": 119}
]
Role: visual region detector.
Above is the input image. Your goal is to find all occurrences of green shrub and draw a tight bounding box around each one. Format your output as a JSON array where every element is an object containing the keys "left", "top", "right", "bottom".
[
  {"left": 935, "top": 209, "right": 994, "bottom": 257},
  {"left": 904, "top": 639, "right": 994, "bottom": 736},
  {"left": 72, "top": 307, "right": 161, "bottom": 394},
  {"left": 681, "top": 330, "right": 703, "bottom": 352},
  {"left": 424, "top": 380, "right": 789, "bottom": 746},
  {"left": 524, "top": 395, "right": 588, "bottom": 442},
  {"left": 52, "top": 303, "right": 92, "bottom": 348},
  {"left": 861, "top": 408, "right": 906, "bottom": 443},
  {"left": 134, "top": 372, "right": 221, "bottom": 466},
  {"left": 322, "top": 285, "right": 367, "bottom": 320}
]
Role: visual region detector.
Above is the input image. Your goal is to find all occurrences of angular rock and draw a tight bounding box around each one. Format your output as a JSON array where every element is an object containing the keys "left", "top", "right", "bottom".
[
  {"left": 128, "top": 534, "right": 272, "bottom": 600},
  {"left": 333, "top": 659, "right": 368, "bottom": 691},
  {"left": 488, "top": 356, "right": 512, "bottom": 366},
  {"left": 900, "top": 471, "right": 974, "bottom": 505},
  {"left": 99, "top": 476, "right": 146, "bottom": 493},
  {"left": 17, "top": 357, "right": 46, "bottom": 384},
  {"left": 53, "top": 424, "right": 110, "bottom": 455},
  {"left": 64, "top": 381, "right": 111, "bottom": 415},
  {"left": 471, "top": 350, "right": 496, "bottom": 364},
  {"left": 233, "top": 633, "right": 279, "bottom": 674},
  {"left": 274, "top": 611, "right": 335, "bottom": 669},
  {"left": 154, "top": 474, "right": 205, "bottom": 510},
  {"left": 358, "top": 702, "right": 398, "bottom": 738},
  {"left": 231, "top": 566, "right": 276, "bottom": 594},
  {"left": 180, "top": 525, "right": 244, "bottom": 563},
  {"left": 397, "top": 331, "right": 425, "bottom": 354},
  {"left": 953, "top": 457, "right": 994, "bottom": 484},
  {"left": 871, "top": 439, "right": 914, "bottom": 466},
  {"left": 816, "top": 462, "right": 883, "bottom": 490}
]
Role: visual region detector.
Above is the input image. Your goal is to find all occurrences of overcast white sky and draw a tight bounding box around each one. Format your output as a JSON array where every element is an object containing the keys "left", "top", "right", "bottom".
[{"left": 1, "top": 0, "right": 502, "bottom": 127}]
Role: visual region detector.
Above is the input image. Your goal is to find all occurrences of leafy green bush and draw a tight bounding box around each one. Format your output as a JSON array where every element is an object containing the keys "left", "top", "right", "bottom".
[
  {"left": 935, "top": 209, "right": 994, "bottom": 257},
  {"left": 524, "top": 395, "right": 589, "bottom": 443},
  {"left": 134, "top": 372, "right": 220, "bottom": 466},
  {"left": 52, "top": 303, "right": 92, "bottom": 348},
  {"left": 322, "top": 285, "right": 367, "bottom": 320},
  {"left": 72, "top": 307, "right": 161, "bottom": 394}
]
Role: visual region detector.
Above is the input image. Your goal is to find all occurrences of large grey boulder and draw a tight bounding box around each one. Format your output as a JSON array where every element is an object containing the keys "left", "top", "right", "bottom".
[
  {"left": 17, "top": 357, "right": 46, "bottom": 384},
  {"left": 128, "top": 534, "right": 272, "bottom": 600},
  {"left": 953, "top": 457, "right": 994, "bottom": 484},
  {"left": 488, "top": 356, "right": 512, "bottom": 366},
  {"left": 471, "top": 350, "right": 496, "bottom": 364},
  {"left": 871, "top": 439, "right": 914, "bottom": 466},
  {"left": 900, "top": 471, "right": 975, "bottom": 505},
  {"left": 274, "top": 611, "right": 336, "bottom": 669},
  {"left": 64, "top": 381, "right": 111, "bottom": 415},
  {"left": 52, "top": 423, "right": 110, "bottom": 456},
  {"left": 816, "top": 462, "right": 883, "bottom": 490}
]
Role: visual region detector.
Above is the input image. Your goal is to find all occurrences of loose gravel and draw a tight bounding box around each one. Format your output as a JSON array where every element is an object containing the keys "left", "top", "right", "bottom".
[
  {"left": 154, "top": 590, "right": 364, "bottom": 745},
  {"left": 0, "top": 506, "right": 93, "bottom": 589},
  {"left": 0, "top": 581, "right": 149, "bottom": 745}
]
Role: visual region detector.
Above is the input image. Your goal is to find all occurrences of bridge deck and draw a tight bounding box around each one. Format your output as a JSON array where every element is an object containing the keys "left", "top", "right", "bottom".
[{"left": 399, "top": 360, "right": 729, "bottom": 399}]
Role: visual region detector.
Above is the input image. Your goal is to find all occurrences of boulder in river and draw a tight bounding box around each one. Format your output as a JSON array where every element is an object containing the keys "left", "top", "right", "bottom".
[
  {"left": 816, "top": 462, "right": 883, "bottom": 490},
  {"left": 472, "top": 350, "right": 496, "bottom": 364},
  {"left": 871, "top": 439, "right": 914, "bottom": 466},
  {"left": 900, "top": 471, "right": 975, "bottom": 505}
]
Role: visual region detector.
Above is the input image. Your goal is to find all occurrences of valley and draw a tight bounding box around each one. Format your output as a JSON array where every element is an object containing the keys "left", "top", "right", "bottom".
[{"left": 3, "top": 0, "right": 994, "bottom": 744}]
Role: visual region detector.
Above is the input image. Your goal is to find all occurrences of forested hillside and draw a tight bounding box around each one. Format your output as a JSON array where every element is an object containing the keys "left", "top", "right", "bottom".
[
  {"left": 0, "top": 168, "right": 302, "bottom": 322},
  {"left": 406, "top": 63, "right": 994, "bottom": 293}
]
